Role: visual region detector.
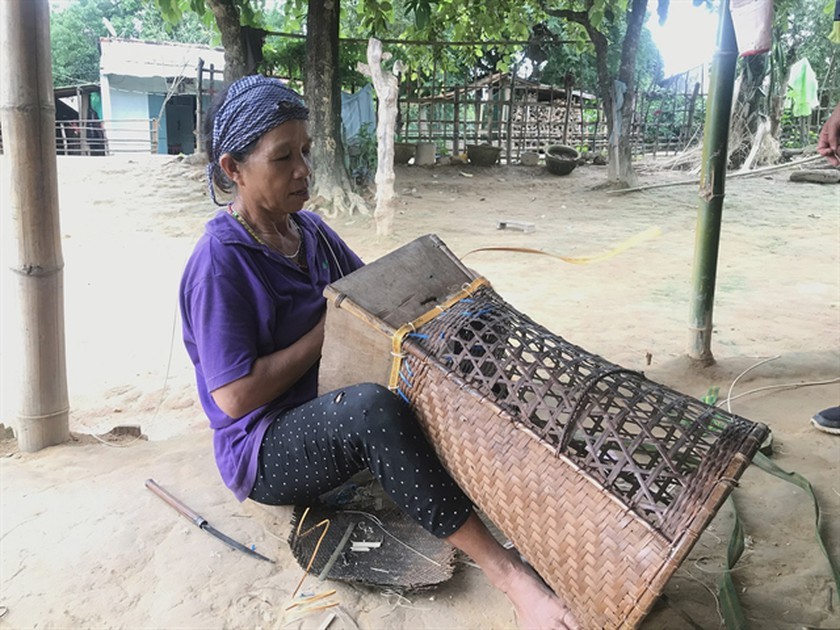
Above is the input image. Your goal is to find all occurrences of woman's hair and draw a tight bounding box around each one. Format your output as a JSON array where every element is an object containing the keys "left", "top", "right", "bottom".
[{"left": 203, "top": 84, "right": 258, "bottom": 195}]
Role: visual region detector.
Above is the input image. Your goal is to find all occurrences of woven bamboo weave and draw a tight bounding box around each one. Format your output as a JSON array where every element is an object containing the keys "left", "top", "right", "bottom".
[{"left": 393, "top": 284, "right": 768, "bottom": 628}]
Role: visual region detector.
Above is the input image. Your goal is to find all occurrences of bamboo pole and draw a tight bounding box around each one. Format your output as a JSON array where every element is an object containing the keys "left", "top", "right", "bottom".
[
  {"left": 0, "top": 0, "right": 70, "bottom": 450},
  {"left": 687, "top": 0, "right": 738, "bottom": 364},
  {"left": 579, "top": 87, "right": 585, "bottom": 148},
  {"left": 453, "top": 87, "right": 460, "bottom": 156},
  {"left": 563, "top": 74, "right": 572, "bottom": 145},
  {"left": 505, "top": 67, "right": 515, "bottom": 162},
  {"left": 684, "top": 81, "right": 700, "bottom": 150},
  {"left": 548, "top": 83, "right": 555, "bottom": 148},
  {"left": 196, "top": 58, "right": 204, "bottom": 154}
]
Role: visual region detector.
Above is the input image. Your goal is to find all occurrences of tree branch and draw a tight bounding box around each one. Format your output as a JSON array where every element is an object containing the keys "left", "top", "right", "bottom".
[
  {"left": 542, "top": 3, "right": 611, "bottom": 125},
  {"left": 542, "top": 6, "right": 609, "bottom": 61}
]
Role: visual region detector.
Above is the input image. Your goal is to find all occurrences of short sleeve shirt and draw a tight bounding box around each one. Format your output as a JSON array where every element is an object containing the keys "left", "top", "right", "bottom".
[{"left": 179, "top": 209, "right": 364, "bottom": 501}]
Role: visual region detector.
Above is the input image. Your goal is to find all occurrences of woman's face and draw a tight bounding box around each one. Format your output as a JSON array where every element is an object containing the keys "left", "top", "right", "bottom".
[{"left": 228, "top": 119, "right": 312, "bottom": 215}]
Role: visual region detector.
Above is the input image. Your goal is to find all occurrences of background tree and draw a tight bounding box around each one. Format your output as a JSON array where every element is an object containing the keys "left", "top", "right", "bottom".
[
  {"left": 725, "top": 0, "right": 836, "bottom": 166},
  {"left": 158, "top": 0, "right": 373, "bottom": 215},
  {"left": 543, "top": 0, "right": 669, "bottom": 187},
  {"left": 768, "top": 0, "right": 837, "bottom": 141},
  {"left": 51, "top": 0, "right": 212, "bottom": 86},
  {"left": 156, "top": 0, "right": 266, "bottom": 80},
  {"left": 305, "top": 0, "right": 367, "bottom": 215}
]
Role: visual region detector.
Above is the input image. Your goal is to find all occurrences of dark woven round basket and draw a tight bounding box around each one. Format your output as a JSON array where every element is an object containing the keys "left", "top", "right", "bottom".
[
  {"left": 394, "top": 142, "right": 415, "bottom": 164},
  {"left": 467, "top": 144, "right": 502, "bottom": 166},
  {"left": 545, "top": 144, "right": 580, "bottom": 175}
]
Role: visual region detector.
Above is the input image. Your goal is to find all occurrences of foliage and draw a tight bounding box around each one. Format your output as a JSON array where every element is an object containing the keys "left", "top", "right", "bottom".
[
  {"left": 50, "top": 0, "right": 213, "bottom": 87},
  {"left": 153, "top": 0, "right": 665, "bottom": 98},
  {"left": 701, "top": 386, "right": 720, "bottom": 405},
  {"left": 774, "top": 0, "right": 836, "bottom": 78},
  {"left": 155, "top": 0, "right": 266, "bottom": 29},
  {"left": 779, "top": 108, "right": 821, "bottom": 147},
  {"left": 535, "top": 14, "right": 661, "bottom": 95},
  {"left": 771, "top": 0, "right": 837, "bottom": 104},
  {"left": 346, "top": 122, "right": 378, "bottom": 185},
  {"left": 399, "top": 0, "right": 536, "bottom": 78},
  {"left": 260, "top": 0, "right": 374, "bottom": 88}
]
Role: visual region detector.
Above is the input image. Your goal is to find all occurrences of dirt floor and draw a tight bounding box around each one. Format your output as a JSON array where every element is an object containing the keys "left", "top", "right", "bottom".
[{"left": 1, "top": 153, "right": 838, "bottom": 630}]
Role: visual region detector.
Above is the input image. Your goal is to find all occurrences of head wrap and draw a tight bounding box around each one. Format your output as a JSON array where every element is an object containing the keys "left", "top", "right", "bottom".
[{"left": 207, "top": 74, "right": 309, "bottom": 205}]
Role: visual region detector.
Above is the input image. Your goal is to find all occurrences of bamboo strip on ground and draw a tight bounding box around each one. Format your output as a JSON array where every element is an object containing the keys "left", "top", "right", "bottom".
[{"left": 606, "top": 154, "right": 825, "bottom": 195}]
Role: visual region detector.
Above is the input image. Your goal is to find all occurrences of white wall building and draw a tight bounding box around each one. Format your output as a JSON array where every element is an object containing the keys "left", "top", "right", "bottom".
[{"left": 99, "top": 38, "right": 225, "bottom": 154}]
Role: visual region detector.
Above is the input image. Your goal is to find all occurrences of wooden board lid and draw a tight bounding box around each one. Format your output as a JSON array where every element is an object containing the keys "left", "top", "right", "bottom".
[{"left": 324, "top": 234, "right": 476, "bottom": 328}]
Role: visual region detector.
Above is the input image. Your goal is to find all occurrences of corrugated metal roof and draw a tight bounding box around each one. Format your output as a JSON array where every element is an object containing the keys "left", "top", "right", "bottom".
[
  {"left": 54, "top": 83, "right": 100, "bottom": 98},
  {"left": 99, "top": 38, "right": 225, "bottom": 79}
]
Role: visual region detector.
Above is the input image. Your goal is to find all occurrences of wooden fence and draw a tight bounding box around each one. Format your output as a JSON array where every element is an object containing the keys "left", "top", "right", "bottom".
[
  {"left": 393, "top": 70, "right": 710, "bottom": 163},
  {"left": 397, "top": 73, "right": 607, "bottom": 162}
]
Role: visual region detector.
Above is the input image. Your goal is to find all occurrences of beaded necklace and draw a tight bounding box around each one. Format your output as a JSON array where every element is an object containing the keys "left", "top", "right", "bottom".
[{"left": 226, "top": 204, "right": 303, "bottom": 261}]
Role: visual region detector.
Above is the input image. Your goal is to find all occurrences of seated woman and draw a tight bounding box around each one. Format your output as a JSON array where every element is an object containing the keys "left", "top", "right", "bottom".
[{"left": 179, "top": 74, "right": 578, "bottom": 630}]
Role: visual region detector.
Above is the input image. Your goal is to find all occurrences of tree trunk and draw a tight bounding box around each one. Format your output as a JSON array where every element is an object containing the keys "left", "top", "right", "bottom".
[
  {"left": 590, "top": 32, "right": 613, "bottom": 155},
  {"left": 0, "top": 0, "right": 71, "bottom": 451},
  {"left": 205, "top": 0, "right": 264, "bottom": 81},
  {"left": 546, "top": 3, "right": 647, "bottom": 186},
  {"left": 546, "top": 8, "right": 613, "bottom": 153},
  {"left": 729, "top": 53, "right": 768, "bottom": 169},
  {"left": 768, "top": 40, "right": 797, "bottom": 139},
  {"left": 359, "top": 39, "right": 400, "bottom": 235},
  {"left": 612, "top": 0, "right": 648, "bottom": 187},
  {"left": 304, "top": 0, "right": 367, "bottom": 217}
]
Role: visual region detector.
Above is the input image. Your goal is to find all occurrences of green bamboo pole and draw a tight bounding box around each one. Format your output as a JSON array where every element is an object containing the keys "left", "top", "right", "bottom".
[{"left": 687, "top": 0, "right": 738, "bottom": 364}]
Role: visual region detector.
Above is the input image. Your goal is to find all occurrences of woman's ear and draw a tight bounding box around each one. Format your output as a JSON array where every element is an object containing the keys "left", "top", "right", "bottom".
[{"left": 219, "top": 153, "right": 242, "bottom": 186}]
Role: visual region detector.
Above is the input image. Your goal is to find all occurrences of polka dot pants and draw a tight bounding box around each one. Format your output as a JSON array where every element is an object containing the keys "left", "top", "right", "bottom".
[{"left": 248, "top": 383, "right": 473, "bottom": 538}]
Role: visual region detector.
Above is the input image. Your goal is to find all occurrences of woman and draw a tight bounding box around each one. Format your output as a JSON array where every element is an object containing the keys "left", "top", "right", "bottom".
[{"left": 179, "top": 75, "right": 578, "bottom": 630}]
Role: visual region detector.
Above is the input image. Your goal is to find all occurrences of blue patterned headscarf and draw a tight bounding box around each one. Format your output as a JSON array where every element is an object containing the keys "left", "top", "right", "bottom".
[{"left": 207, "top": 74, "right": 309, "bottom": 205}]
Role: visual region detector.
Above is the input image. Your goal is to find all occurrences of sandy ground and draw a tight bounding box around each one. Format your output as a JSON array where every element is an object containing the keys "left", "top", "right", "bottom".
[{"left": 1, "top": 153, "right": 839, "bottom": 629}]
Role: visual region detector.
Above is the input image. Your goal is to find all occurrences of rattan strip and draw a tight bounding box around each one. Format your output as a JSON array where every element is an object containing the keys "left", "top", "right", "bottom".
[{"left": 387, "top": 276, "right": 489, "bottom": 394}]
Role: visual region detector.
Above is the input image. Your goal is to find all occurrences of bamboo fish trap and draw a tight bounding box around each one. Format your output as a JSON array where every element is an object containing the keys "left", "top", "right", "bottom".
[{"left": 320, "top": 234, "right": 768, "bottom": 628}]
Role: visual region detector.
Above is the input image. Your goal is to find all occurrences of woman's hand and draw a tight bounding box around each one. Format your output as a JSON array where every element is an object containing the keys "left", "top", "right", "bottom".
[
  {"left": 817, "top": 103, "right": 840, "bottom": 166},
  {"left": 211, "top": 311, "right": 327, "bottom": 419}
]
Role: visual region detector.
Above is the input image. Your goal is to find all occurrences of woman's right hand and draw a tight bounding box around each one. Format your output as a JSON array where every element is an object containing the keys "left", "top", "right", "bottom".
[
  {"left": 211, "top": 310, "right": 328, "bottom": 419},
  {"left": 817, "top": 102, "right": 840, "bottom": 166}
]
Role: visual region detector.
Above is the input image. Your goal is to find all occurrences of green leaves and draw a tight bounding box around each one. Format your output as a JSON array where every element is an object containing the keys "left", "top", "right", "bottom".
[
  {"left": 405, "top": 0, "right": 434, "bottom": 29},
  {"left": 50, "top": 0, "right": 214, "bottom": 87},
  {"left": 358, "top": 0, "right": 395, "bottom": 34}
]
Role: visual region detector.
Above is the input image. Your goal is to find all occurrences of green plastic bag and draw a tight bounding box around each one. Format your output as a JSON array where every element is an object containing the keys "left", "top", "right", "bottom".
[{"left": 787, "top": 58, "right": 819, "bottom": 117}]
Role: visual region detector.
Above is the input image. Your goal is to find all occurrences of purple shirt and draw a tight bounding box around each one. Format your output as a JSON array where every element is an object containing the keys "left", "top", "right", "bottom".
[{"left": 179, "top": 210, "right": 364, "bottom": 501}]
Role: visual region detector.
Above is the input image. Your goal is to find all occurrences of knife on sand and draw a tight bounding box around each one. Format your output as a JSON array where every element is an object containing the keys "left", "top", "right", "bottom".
[{"left": 145, "top": 478, "right": 275, "bottom": 563}]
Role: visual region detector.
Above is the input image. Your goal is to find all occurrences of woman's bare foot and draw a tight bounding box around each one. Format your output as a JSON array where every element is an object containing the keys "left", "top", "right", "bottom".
[
  {"left": 493, "top": 551, "right": 579, "bottom": 630},
  {"left": 445, "top": 513, "right": 579, "bottom": 629}
]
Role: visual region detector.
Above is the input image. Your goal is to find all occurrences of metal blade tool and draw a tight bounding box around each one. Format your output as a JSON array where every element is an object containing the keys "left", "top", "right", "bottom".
[{"left": 145, "top": 478, "right": 274, "bottom": 563}]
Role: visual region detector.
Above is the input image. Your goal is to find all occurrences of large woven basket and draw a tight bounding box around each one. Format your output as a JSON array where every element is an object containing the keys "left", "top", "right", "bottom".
[{"left": 320, "top": 235, "right": 768, "bottom": 628}]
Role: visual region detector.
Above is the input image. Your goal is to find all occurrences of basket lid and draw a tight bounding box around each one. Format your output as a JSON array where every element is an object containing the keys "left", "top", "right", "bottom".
[{"left": 324, "top": 234, "right": 476, "bottom": 328}]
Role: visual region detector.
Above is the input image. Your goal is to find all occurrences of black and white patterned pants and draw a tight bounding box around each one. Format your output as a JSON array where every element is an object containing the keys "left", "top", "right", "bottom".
[{"left": 249, "top": 383, "right": 473, "bottom": 538}]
